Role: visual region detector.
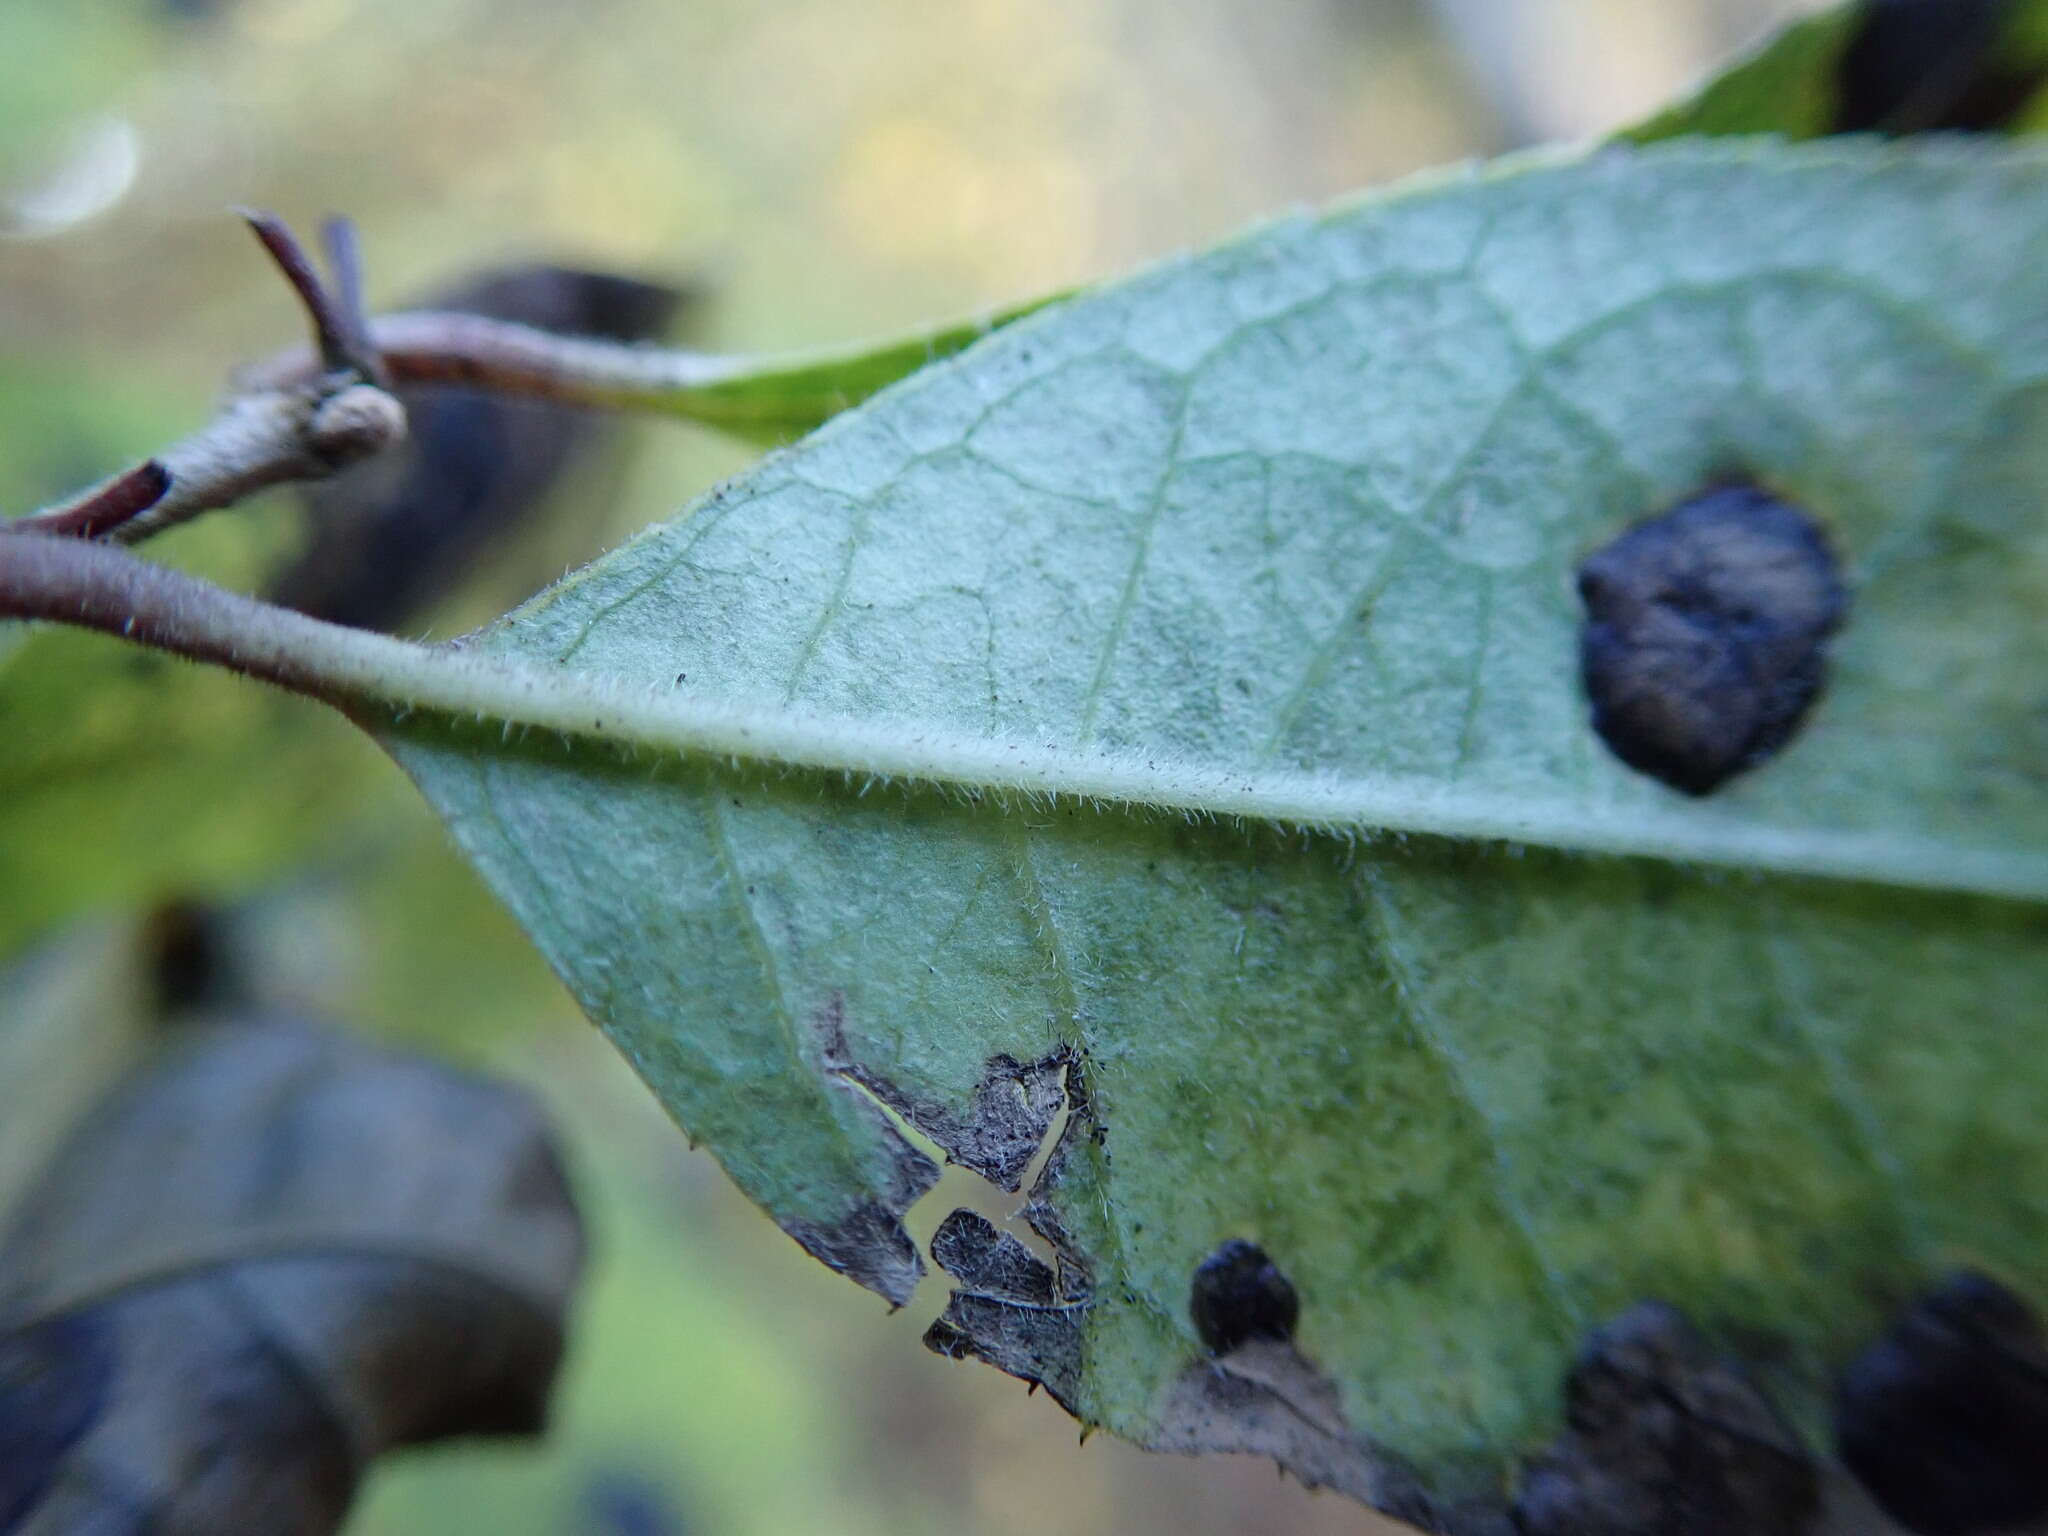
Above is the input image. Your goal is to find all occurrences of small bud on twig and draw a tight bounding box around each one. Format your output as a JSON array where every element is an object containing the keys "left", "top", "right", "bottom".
[{"left": 5, "top": 211, "right": 406, "bottom": 546}]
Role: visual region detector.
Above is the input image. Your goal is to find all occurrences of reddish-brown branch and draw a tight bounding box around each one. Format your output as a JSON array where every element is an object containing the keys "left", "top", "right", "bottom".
[
  {"left": 238, "top": 208, "right": 384, "bottom": 382},
  {"left": 22, "top": 462, "right": 172, "bottom": 541},
  {"left": 318, "top": 215, "right": 385, "bottom": 385}
]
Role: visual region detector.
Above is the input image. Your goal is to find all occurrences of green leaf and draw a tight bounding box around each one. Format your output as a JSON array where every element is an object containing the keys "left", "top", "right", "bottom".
[
  {"left": 349, "top": 138, "right": 2048, "bottom": 1519},
  {"left": 1625, "top": 7, "right": 1862, "bottom": 141},
  {"left": 651, "top": 295, "right": 1062, "bottom": 444}
]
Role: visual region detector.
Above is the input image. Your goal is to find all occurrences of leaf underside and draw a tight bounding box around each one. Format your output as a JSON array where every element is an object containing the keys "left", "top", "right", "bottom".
[{"left": 375, "top": 139, "right": 2048, "bottom": 1514}]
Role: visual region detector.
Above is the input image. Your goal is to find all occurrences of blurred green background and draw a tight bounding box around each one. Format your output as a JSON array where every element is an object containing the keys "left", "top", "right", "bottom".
[{"left": 0, "top": 2, "right": 1822, "bottom": 1532}]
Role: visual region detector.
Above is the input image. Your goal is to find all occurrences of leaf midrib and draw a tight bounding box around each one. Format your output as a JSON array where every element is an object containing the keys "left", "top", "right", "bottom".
[{"left": 333, "top": 624, "right": 2044, "bottom": 900}]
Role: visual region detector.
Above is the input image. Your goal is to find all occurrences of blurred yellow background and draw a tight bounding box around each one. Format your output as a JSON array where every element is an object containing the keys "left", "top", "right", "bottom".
[{"left": 0, "top": 3, "right": 1822, "bottom": 1532}]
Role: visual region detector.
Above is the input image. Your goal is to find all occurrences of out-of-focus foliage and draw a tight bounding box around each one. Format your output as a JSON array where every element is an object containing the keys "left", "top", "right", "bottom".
[
  {"left": 0, "top": 630, "right": 390, "bottom": 959},
  {"left": 0, "top": 1019, "right": 583, "bottom": 1536},
  {"left": 0, "top": 923, "right": 151, "bottom": 1223},
  {"left": 0, "top": 11, "right": 150, "bottom": 175}
]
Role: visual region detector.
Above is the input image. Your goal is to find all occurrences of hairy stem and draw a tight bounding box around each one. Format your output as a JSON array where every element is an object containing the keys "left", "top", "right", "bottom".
[
  {"left": 0, "top": 532, "right": 414, "bottom": 700},
  {"left": 338, "top": 310, "right": 737, "bottom": 409},
  {"left": 26, "top": 384, "right": 407, "bottom": 546},
  {"left": 237, "top": 295, "right": 1058, "bottom": 431}
]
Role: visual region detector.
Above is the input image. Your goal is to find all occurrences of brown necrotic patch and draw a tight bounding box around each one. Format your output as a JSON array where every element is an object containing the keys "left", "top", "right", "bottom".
[
  {"left": 921, "top": 1209, "right": 1088, "bottom": 1413},
  {"left": 812, "top": 994, "right": 1071, "bottom": 1192},
  {"left": 1577, "top": 484, "right": 1846, "bottom": 796}
]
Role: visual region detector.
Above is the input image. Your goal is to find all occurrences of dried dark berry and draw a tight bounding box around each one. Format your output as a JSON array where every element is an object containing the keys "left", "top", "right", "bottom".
[
  {"left": 1837, "top": 1272, "right": 2048, "bottom": 1536},
  {"left": 1577, "top": 484, "right": 1846, "bottom": 796},
  {"left": 270, "top": 265, "right": 686, "bottom": 634},
  {"left": 1189, "top": 1239, "right": 1298, "bottom": 1354},
  {"left": 1834, "top": 0, "right": 2044, "bottom": 135}
]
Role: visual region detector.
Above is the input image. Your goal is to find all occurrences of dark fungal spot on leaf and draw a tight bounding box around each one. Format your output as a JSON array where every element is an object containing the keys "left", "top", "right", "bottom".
[
  {"left": 1577, "top": 484, "right": 1846, "bottom": 796},
  {"left": 1162, "top": 1234, "right": 1458, "bottom": 1525},
  {"left": 782, "top": 1187, "right": 932, "bottom": 1310},
  {"left": 1189, "top": 1239, "right": 1299, "bottom": 1355},
  {"left": 1513, "top": 1302, "right": 1817, "bottom": 1536},
  {"left": 921, "top": 1066, "right": 1098, "bottom": 1414},
  {"left": 1836, "top": 1271, "right": 2048, "bottom": 1536},
  {"left": 1834, "top": 0, "right": 2046, "bottom": 135}
]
